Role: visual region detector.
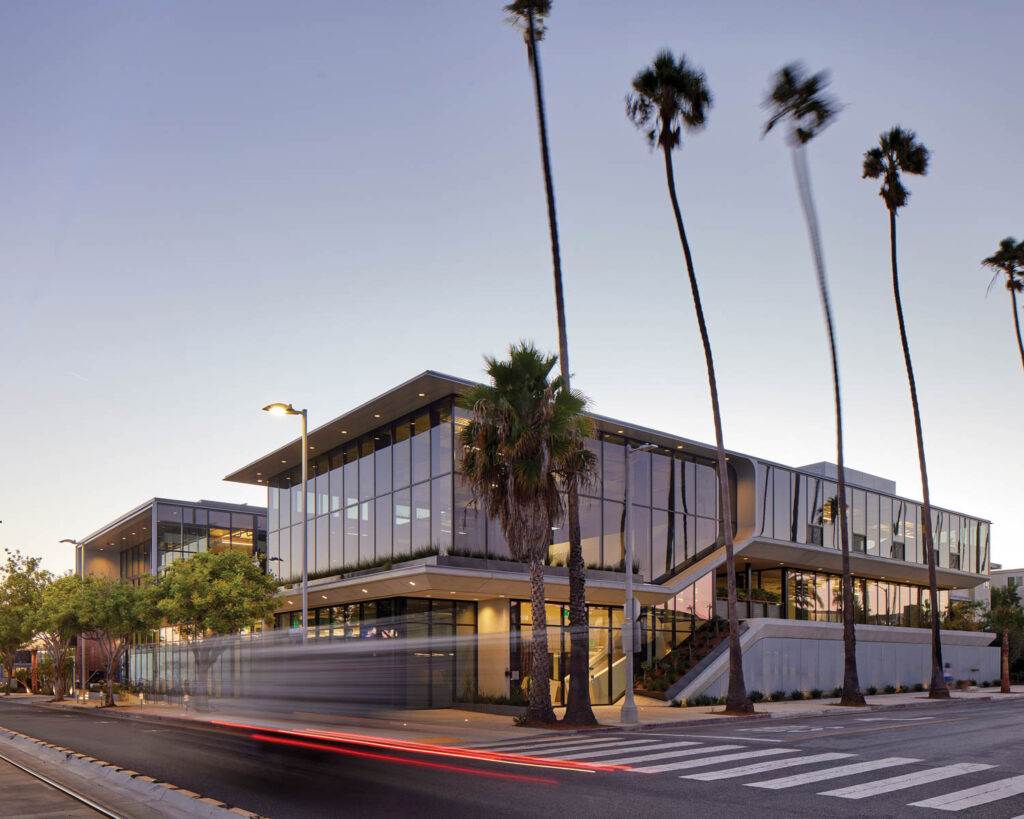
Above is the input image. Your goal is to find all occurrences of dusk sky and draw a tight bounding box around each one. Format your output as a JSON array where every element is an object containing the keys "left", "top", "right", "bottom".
[{"left": 1, "top": 0, "right": 1021, "bottom": 574}]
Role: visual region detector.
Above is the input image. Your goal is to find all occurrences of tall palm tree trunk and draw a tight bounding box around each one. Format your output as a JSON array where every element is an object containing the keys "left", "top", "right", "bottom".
[
  {"left": 792, "top": 148, "right": 864, "bottom": 707},
  {"left": 662, "top": 145, "right": 751, "bottom": 714},
  {"left": 889, "top": 209, "right": 949, "bottom": 699},
  {"left": 524, "top": 11, "right": 594, "bottom": 725},
  {"left": 1010, "top": 283, "right": 1024, "bottom": 374},
  {"left": 528, "top": 553, "right": 557, "bottom": 722}
]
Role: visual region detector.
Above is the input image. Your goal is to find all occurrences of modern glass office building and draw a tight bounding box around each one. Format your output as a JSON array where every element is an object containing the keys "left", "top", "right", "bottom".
[
  {"left": 74, "top": 498, "right": 268, "bottom": 690},
  {"left": 225, "top": 371, "right": 992, "bottom": 707}
]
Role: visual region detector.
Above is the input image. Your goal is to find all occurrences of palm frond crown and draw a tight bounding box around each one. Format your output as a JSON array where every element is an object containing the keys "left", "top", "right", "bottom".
[
  {"left": 504, "top": 0, "right": 552, "bottom": 41},
  {"left": 762, "top": 62, "right": 838, "bottom": 145},
  {"left": 458, "top": 342, "right": 596, "bottom": 563},
  {"left": 983, "top": 237, "right": 1024, "bottom": 292},
  {"left": 862, "top": 126, "right": 930, "bottom": 212},
  {"left": 626, "top": 50, "right": 712, "bottom": 151}
]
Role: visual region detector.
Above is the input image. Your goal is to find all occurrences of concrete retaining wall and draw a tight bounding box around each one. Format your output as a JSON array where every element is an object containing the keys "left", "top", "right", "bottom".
[{"left": 679, "top": 619, "right": 998, "bottom": 700}]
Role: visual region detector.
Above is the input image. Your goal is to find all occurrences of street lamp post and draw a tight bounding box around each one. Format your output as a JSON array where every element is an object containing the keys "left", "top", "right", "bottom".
[
  {"left": 60, "top": 538, "right": 86, "bottom": 699},
  {"left": 620, "top": 443, "right": 657, "bottom": 725},
  {"left": 263, "top": 403, "right": 309, "bottom": 644}
]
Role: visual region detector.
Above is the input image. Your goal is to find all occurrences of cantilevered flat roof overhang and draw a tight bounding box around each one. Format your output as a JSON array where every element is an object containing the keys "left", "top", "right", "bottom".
[
  {"left": 272, "top": 557, "right": 674, "bottom": 613},
  {"left": 225, "top": 370, "right": 736, "bottom": 487}
]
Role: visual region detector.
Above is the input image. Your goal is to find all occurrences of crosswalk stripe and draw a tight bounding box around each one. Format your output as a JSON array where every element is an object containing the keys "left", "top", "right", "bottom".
[
  {"left": 909, "top": 774, "right": 1024, "bottom": 811},
  {"left": 560, "top": 741, "right": 700, "bottom": 761},
  {"left": 597, "top": 744, "right": 744, "bottom": 767},
  {"left": 821, "top": 763, "right": 995, "bottom": 799},
  {"left": 683, "top": 752, "right": 854, "bottom": 781},
  {"left": 478, "top": 737, "right": 650, "bottom": 755},
  {"left": 633, "top": 748, "right": 796, "bottom": 774},
  {"left": 746, "top": 757, "right": 921, "bottom": 790}
]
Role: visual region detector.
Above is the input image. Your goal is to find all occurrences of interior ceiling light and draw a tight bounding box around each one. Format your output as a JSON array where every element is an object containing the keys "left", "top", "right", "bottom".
[
  {"left": 374, "top": 413, "right": 381, "bottom": 418},
  {"left": 361, "top": 588, "right": 368, "bottom": 593},
  {"left": 418, "top": 393, "right": 425, "bottom": 397}
]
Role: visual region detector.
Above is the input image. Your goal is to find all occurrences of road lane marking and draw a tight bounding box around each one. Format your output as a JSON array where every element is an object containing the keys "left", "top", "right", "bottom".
[
  {"left": 633, "top": 747, "right": 796, "bottom": 774},
  {"left": 785, "top": 717, "right": 972, "bottom": 741},
  {"left": 909, "top": 774, "right": 1024, "bottom": 810},
  {"left": 646, "top": 732, "right": 783, "bottom": 743},
  {"left": 746, "top": 757, "right": 921, "bottom": 789},
  {"left": 821, "top": 763, "right": 994, "bottom": 799},
  {"left": 683, "top": 753, "right": 854, "bottom": 781},
  {"left": 855, "top": 717, "right": 934, "bottom": 722},
  {"left": 601, "top": 744, "right": 746, "bottom": 767},
  {"left": 565, "top": 741, "right": 700, "bottom": 760}
]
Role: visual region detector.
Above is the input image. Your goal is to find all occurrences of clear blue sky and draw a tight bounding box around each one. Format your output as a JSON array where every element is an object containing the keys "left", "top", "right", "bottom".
[{"left": 1, "top": 0, "right": 1021, "bottom": 573}]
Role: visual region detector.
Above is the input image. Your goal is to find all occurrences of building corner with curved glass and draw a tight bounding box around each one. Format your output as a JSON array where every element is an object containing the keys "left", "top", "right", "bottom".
[{"left": 225, "top": 371, "right": 996, "bottom": 707}]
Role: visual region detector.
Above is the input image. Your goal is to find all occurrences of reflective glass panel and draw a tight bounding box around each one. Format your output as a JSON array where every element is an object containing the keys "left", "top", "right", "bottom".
[
  {"left": 412, "top": 481, "right": 431, "bottom": 551},
  {"left": 431, "top": 474, "right": 453, "bottom": 552},
  {"left": 393, "top": 488, "right": 411, "bottom": 557}
]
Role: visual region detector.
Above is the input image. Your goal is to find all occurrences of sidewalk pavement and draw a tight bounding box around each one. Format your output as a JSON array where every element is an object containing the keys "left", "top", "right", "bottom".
[{"left": 10, "top": 685, "right": 1023, "bottom": 747}]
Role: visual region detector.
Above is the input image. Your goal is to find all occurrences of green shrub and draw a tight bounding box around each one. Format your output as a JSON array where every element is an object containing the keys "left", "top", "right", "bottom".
[
  {"left": 884, "top": 685, "right": 897, "bottom": 694},
  {"left": 790, "top": 689, "right": 804, "bottom": 701},
  {"left": 913, "top": 683, "right": 924, "bottom": 692},
  {"left": 687, "top": 694, "right": 717, "bottom": 708},
  {"left": 770, "top": 690, "right": 787, "bottom": 702},
  {"left": 810, "top": 688, "right": 823, "bottom": 699},
  {"left": 669, "top": 699, "right": 682, "bottom": 708},
  {"left": 831, "top": 686, "right": 843, "bottom": 698},
  {"left": 749, "top": 690, "right": 765, "bottom": 703},
  {"left": 716, "top": 696, "right": 726, "bottom": 706},
  {"left": 866, "top": 686, "right": 878, "bottom": 695}
]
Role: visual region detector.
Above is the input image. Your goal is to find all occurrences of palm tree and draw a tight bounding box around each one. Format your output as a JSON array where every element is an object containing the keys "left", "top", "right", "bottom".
[
  {"left": 982, "top": 237, "right": 1024, "bottom": 373},
  {"left": 983, "top": 584, "right": 1024, "bottom": 694},
  {"left": 764, "top": 63, "right": 864, "bottom": 707},
  {"left": 627, "top": 51, "right": 751, "bottom": 714},
  {"left": 862, "top": 127, "right": 948, "bottom": 698},
  {"left": 504, "top": 0, "right": 594, "bottom": 726},
  {"left": 458, "top": 343, "right": 596, "bottom": 724}
]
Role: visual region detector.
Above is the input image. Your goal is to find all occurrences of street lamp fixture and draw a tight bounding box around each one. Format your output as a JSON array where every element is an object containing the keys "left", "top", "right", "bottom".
[
  {"left": 621, "top": 443, "right": 657, "bottom": 725},
  {"left": 263, "top": 401, "right": 309, "bottom": 643}
]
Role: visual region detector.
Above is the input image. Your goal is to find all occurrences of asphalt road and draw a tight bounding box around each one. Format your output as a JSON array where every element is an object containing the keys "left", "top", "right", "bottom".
[{"left": 1, "top": 698, "right": 1023, "bottom": 818}]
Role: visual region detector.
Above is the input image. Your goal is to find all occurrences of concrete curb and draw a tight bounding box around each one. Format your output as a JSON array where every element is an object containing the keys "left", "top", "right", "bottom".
[
  {"left": 0, "top": 726, "right": 267, "bottom": 819},
  {"left": 30, "top": 690, "right": 1023, "bottom": 742}
]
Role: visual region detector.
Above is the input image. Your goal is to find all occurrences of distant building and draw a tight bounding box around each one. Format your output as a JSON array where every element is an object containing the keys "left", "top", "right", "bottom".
[{"left": 73, "top": 497, "right": 267, "bottom": 691}]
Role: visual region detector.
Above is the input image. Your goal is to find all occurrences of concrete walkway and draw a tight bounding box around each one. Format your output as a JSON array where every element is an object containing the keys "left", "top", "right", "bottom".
[
  {"left": 0, "top": 754, "right": 96, "bottom": 818},
  {"left": 14, "top": 685, "right": 1024, "bottom": 746}
]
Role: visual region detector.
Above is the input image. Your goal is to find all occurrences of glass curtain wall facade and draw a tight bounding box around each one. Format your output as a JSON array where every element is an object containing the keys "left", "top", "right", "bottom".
[
  {"left": 265, "top": 400, "right": 738, "bottom": 584},
  {"left": 716, "top": 566, "right": 951, "bottom": 628},
  {"left": 155, "top": 503, "right": 266, "bottom": 574},
  {"left": 457, "top": 431, "right": 737, "bottom": 582},
  {"left": 755, "top": 463, "right": 990, "bottom": 575},
  {"left": 266, "top": 399, "right": 454, "bottom": 583}
]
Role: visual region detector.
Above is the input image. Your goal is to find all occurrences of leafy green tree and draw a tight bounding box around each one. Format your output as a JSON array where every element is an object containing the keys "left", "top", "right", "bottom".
[
  {"left": 156, "top": 551, "right": 277, "bottom": 708},
  {"left": 79, "top": 576, "right": 162, "bottom": 707},
  {"left": 984, "top": 585, "right": 1024, "bottom": 693},
  {"left": 626, "top": 51, "right": 751, "bottom": 714},
  {"left": 459, "top": 343, "right": 595, "bottom": 724},
  {"left": 31, "top": 572, "right": 86, "bottom": 702},
  {"left": 862, "top": 127, "right": 948, "bottom": 698},
  {"left": 982, "top": 237, "right": 1024, "bottom": 373},
  {"left": 764, "top": 62, "right": 864, "bottom": 708},
  {"left": 505, "top": 0, "right": 594, "bottom": 729},
  {"left": 0, "top": 550, "right": 43, "bottom": 695}
]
